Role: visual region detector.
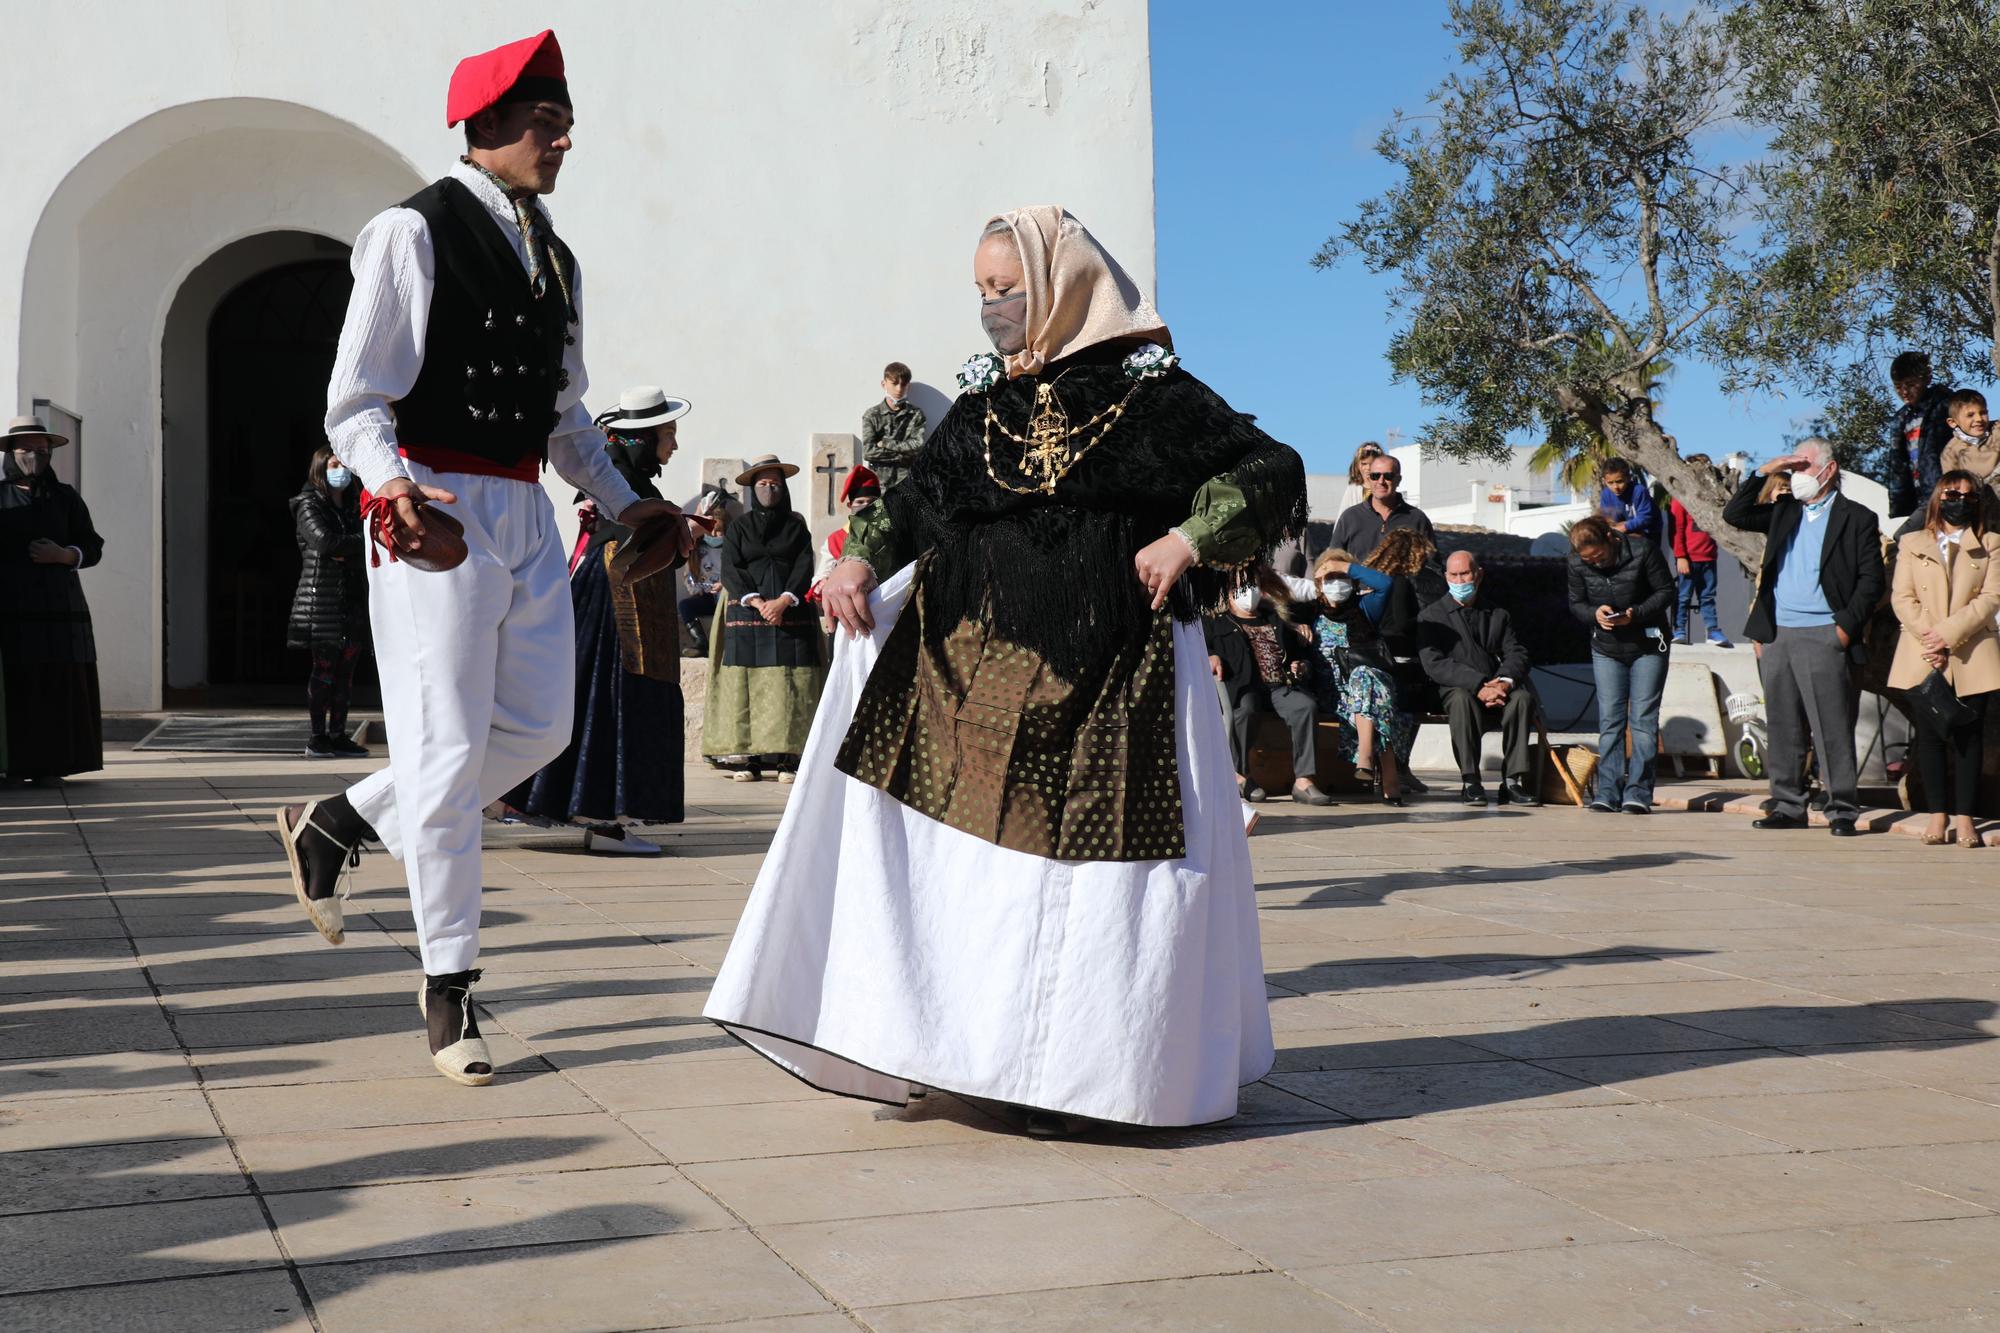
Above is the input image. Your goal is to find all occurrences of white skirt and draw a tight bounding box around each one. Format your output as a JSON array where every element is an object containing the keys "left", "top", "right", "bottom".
[{"left": 701, "top": 566, "right": 1274, "bottom": 1127}]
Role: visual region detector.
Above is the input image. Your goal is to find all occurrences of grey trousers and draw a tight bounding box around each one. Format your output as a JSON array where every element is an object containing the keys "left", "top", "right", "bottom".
[
  {"left": 1759, "top": 623, "right": 1859, "bottom": 821},
  {"left": 1441, "top": 686, "right": 1538, "bottom": 782},
  {"left": 1231, "top": 685, "right": 1318, "bottom": 782}
]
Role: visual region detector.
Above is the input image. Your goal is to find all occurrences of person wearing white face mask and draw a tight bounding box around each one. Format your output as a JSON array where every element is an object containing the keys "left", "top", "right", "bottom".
[
  {"left": 1204, "top": 573, "right": 1332, "bottom": 805},
  {"left": 288, "top": 445, "right": 371, "bottom": 759},
  {"left": 1306, "top": 547, "right": 1410, "bottom": 804},
  {"left": 1724, "top": 438, "right": 1884, "bottom": 835}
]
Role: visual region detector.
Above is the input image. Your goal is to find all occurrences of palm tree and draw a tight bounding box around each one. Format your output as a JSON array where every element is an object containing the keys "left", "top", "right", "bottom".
[{"left": 1531, "top": 347, "right": 1677, "bottom": 498}]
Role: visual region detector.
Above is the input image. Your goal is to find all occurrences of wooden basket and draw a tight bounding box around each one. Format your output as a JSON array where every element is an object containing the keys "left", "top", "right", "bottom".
[{"left": 1540, "top": 742, "right": 1599, "bottom": 806}]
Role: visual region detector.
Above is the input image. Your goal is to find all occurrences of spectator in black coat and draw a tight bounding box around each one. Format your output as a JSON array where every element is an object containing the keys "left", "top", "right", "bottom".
[
  {"left": 287, "top": 446, "right": 370, "bottom": 759},
  {"left": 1567, "top": 516, "right": 1675, "bottom": 814},
  {"left": 1205, "top": 572, "right": 1331, "bottom": 805},
  {"left": 1419, "top": 550, "right": 1540, "bottom": 806}
]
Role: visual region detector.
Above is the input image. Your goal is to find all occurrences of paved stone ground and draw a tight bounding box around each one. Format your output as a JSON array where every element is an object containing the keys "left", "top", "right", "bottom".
[{"left": 4, "top": 745, "right": 1999, "bottom": 1331}]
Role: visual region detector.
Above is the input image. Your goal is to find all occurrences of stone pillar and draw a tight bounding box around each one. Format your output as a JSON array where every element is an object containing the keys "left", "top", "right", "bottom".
[
  {"left": 807, "top": 433, "right": 859, "bottom": 553},
  {"left": 699, "top": 456, "right": 746, "bottom": 507}
]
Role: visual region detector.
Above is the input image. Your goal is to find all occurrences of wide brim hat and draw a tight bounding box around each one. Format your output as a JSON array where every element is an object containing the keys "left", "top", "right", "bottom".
[
  {"left": 611, "top": 386, "right": 691, "bottom": 432},
  {"left": 735, "top": 454, "right": 800, "bottom": 485},
  {"left": 4, "top": 415, "right": 69, "bottom": 448}
]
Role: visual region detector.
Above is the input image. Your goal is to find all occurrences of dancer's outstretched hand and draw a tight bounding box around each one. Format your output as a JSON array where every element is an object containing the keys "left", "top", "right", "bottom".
[
  {"left": 822, "top": 559, "right": 877, "bottom": 637},
  {"left": 1133, "top": 532, "right": 1198, "bottom": 611}
]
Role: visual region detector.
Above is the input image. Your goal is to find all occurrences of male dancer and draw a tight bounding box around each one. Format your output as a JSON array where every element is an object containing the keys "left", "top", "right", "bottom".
[{"left": 277, "top": 29, "right": 684, "bottom": 1085}]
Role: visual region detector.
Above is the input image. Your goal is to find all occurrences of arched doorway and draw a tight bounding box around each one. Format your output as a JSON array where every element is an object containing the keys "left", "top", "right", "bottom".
[
  {"left": 204, "top": 255, "right": 355, "bottom": 692},
  {"left": 17, "top": 98, "right": 426, "bottom": 709},
  {"left": 161, "top": 231, "right": 381, "bottom": 706}
]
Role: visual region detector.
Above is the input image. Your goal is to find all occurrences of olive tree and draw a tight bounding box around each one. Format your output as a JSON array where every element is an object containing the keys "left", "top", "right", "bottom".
[
  {"left": 1719, "top": 0, "right": 2000, "bottom": 477},
  {"left": 1319, "top": 0, "right": 1762, "bottom": 563}
]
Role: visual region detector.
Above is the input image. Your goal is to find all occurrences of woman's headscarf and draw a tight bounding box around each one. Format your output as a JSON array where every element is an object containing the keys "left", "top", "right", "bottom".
[
  {"left": 986, "top": 205, "right": 1170, "bottom": 378},
  {"left": 721, "top": 468, "right": 812, "bottom": 600}
]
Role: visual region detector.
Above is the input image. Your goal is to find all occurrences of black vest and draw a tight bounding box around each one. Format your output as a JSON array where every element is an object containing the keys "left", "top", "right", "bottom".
[{"left": 391, "top": 177, "right": 574, "bottom": 466}]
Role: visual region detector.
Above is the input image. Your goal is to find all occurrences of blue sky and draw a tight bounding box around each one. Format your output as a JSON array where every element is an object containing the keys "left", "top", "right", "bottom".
[{"left": 1149, "top": 1, "right": 1816, "bottom": 477}]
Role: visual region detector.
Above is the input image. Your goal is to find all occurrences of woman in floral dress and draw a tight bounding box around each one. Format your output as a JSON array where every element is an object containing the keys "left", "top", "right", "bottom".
[{"left": 1307, "top": 547, "right": 1413, "bottom": 804}]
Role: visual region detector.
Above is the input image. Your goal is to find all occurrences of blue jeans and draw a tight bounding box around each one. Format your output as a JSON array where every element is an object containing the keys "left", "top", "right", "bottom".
[
  {"left": 1675, "top": 560, "right": 1720, "bottom": 638},
  {"left": 1593, "top": 648, "right": 1668, "bottom": 807}
]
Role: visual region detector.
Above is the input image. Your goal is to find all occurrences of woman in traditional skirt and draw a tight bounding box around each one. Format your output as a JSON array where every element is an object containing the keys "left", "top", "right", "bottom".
[
  {"left": 0, "top": 416, "right": 104, "bottom": 785},
  {"left": 703, "top": 207, "right": 1306, "bottom": 1133},
  {"left": 701, "top": 457, "right": 825, "bottom": 782},
  {"left": 506, "top": 387, "right": 692, "bottom": 852}
]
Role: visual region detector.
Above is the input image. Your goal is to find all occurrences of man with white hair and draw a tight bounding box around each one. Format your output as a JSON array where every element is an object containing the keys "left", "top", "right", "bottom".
[{"left": 1723, "top": 438, "right": 1884, "bottom": 836}]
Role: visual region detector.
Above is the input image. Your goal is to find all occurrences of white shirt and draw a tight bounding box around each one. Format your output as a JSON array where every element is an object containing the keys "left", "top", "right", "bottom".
[{"left": 323, "top": 161, "right": 640, "bottom": 517}]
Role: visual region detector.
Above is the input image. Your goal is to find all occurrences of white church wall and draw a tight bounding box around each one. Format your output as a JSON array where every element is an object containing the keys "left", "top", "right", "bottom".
[{"left": 2, "top": 1, "right": 1155, "bottom": 708}]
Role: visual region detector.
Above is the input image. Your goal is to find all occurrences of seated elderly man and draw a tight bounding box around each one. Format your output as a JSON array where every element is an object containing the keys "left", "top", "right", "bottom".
[{"left": 1418, "top": 550, "right": 1541, "bottom": 806}]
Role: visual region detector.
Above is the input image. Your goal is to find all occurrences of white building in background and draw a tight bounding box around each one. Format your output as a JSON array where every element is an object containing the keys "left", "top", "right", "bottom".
[{"left": 2, "top": 1, "right": 1154, "bottom": 710}]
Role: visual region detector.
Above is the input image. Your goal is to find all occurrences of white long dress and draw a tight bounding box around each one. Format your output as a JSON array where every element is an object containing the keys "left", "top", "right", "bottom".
[{"left": 702, "top": 565, "right": 1275, "bottom": 1127}]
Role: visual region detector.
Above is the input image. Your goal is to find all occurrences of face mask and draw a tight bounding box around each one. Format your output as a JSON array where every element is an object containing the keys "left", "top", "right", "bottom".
[
  {"left": 1230, "top": 587, "right": 1262, "bottom": 612},
  {"left": 1939, "top": 494, "right": 1977, "bottom": 527},
  {"left": 1788, "top": 466, "right": 1825, "bottom": 504},
  {"left": 1322, "top": 578, "right": 1355, "bottom": 604},
  {"left": 1447, "top": 580, "right": 1477, "bottom": 604},
  {"left": 324, "top": 465, "right": 351, "bottom": 490},
  {"left": 1952, "top": 424, "right": 1988, "bottom": 447},
  {"left": 700, "top": 534, "right": 724, "bottom": 548},
  {"left": 7, "top": 448, "right": 47, "bottom": 482},
  {"left": 980, "top": 290, "right": 1027, "bottom": 355}
]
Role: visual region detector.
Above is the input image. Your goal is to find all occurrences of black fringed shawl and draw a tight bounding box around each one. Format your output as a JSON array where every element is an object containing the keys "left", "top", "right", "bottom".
[
  {"left": 881, "top": 355, "right": 1308, "bottom": 683},
  {"left": 721, "top": 490, "right": 813, "bottom": 603}
]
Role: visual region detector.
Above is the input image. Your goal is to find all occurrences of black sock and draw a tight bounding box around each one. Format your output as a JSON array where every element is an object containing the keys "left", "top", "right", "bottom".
[{"left": 319, "top": 792, "right": 378, "bottom": 845}]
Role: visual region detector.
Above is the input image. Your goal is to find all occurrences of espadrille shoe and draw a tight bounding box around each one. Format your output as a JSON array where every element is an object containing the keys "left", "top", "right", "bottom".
[
  {"left": 418, "top": 969, "right": 494, "bottom": 1087},
  {"left": 276, "top": 798, "right": 365, "bottom": 945}
]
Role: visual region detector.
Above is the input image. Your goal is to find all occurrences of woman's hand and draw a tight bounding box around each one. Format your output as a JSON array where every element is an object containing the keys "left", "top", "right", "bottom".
[
  {"left": 821, "top": 559, "right": 878, "bottom": 636},
  {"left": 759, "top": 598, "right": 788, "bottom": 626},
  {"left": 1919, "top": 626, "right": 1948, "bottom": 655},
  {"left": 1594, "top": 604, "right": 1619, "bottom": 631},
  {"left": 27, "top": 539, "right": 77, "bottom": 567},
  {"left": 1925, "top": 647, "right": 1949, "bottom": 672},
  {"left": 1208, "top": 654, "right": 1224, "bottom": 682},
  {"left": 1134, "top": 533, "right": 1198, "bottom": 611}
]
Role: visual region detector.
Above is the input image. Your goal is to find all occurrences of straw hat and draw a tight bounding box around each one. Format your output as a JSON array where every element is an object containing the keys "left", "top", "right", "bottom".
[
  {"left": 734, "top": 454, "right": 799, "bottom": 485},
  {"left": 4, "top": 415, "right": 69, "bottom": 448},
  {"left": 610, "top": 385, "right": 690, "bottom": 431}
]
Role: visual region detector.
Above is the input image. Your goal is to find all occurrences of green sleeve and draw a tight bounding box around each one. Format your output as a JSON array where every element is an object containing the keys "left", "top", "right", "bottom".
[
  {"left": 843, "top": 496, "right": 910, "bottom": 573},
  {"left": 1175, "top": 474, "right": 1263, "bottom": 568},
  {"left": 1175, "top": 437, "right": 1309, "bottom": 569}
]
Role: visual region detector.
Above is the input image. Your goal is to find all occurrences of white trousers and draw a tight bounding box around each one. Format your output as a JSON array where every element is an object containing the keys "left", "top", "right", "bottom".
[{"left": 347, "top": 463, "right": 574, "bottom": 974}]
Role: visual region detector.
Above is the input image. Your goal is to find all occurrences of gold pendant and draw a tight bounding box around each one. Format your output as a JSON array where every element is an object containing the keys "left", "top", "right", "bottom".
[{"left": 1023, "top": 382, "right": 1072, "bottom": 490}]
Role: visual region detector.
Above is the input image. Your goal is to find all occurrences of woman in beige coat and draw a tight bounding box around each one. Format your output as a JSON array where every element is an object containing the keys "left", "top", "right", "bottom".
[{"left": 1891, "top": 471, "right": 2000, "bottom": 847}]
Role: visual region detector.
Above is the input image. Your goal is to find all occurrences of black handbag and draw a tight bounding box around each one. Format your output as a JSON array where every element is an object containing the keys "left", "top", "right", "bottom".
[{"left": 1905, "top": 668, "right": 1978, "bottom": 734}]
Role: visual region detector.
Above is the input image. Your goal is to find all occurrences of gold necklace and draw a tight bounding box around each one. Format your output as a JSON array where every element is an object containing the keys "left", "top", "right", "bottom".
[{"left": 982, "top": 375, "right": 1142, "bottom": 496}]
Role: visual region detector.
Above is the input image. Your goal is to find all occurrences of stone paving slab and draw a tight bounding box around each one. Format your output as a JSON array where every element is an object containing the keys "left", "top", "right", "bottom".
[{"left": 1, "top": 746, "right": 1997, "bottom": 1329}]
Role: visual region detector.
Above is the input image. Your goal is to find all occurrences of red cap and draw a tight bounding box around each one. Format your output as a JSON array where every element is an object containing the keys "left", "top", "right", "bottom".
[
  {"left": 841, "top": 464, "right": 882, "bottom": 502},
  {"left": 446, "top": 29, "right": 569, "bottom": 128}
]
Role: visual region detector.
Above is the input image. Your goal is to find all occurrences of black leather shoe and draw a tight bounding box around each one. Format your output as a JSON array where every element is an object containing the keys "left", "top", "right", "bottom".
[
  {"left": 1498, "top": 776, "right": 1541, "bottom": 806},
  {"left": 1751, "top": 813, "right": 1808, "bottom": 830},
  {"left": 1460, "top": 781, "right": 1488, "bottom": 805},
  {"left": 1240, "top": 780, "right": 1267, "bottom": 803},
  {"left": 1403, "top": 774, "right": 1430, "bottom": 796},
  {"left": 1291, "top": 783, "right": 1335, "bottom": 807},
  {"left": 1829, "top": 818, "right": 1859, "bottom": 837}
]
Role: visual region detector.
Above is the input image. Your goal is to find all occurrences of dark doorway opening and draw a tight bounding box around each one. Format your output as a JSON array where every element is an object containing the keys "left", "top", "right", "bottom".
[{"left": 198, "top": 256, "right": 376, "bottom": 705}]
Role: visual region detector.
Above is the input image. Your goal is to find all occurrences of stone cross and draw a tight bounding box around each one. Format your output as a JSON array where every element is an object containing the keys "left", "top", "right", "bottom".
[{"left": 806, "top": 432, "right": 859, "bottom": 554}]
